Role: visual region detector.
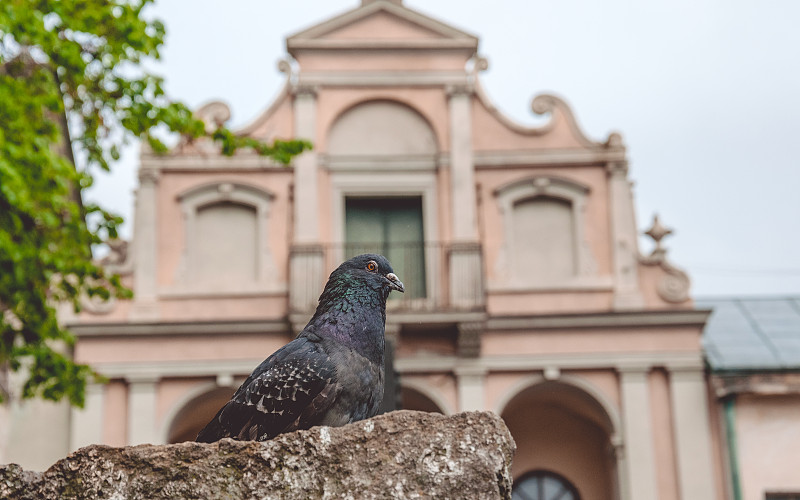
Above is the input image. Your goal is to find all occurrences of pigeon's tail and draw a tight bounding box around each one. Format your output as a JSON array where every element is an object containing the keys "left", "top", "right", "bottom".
[{"left": 195, "top": 414, "right": 227, "bottom": 443}]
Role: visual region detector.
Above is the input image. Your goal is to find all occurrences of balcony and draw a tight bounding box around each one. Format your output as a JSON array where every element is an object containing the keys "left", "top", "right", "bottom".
[{"left": 289, "top": 242, "right": 485, "bottom": 315}]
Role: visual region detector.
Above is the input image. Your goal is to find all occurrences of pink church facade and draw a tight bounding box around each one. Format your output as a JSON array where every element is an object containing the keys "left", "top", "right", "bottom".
[{"left": 7, "top": 2, "right": 800, "bottom": 499}]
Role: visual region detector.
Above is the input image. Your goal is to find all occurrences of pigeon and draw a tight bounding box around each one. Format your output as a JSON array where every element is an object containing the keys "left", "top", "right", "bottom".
[{"left": 196, "top": 253, "right": 404, "bottom": 442}]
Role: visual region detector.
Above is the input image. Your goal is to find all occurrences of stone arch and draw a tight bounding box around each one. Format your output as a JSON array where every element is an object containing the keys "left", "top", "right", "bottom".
[
  {"left": 496, "top": 374, "right": 621, "bottom": 445},
  {"left": 161, "top": 383, "right": 236, "bottom": 444},
  {"left": 499, "top": 375, "right": 621, "bottom": 500},
  {"left": 400, "top": 379, "right": 452, "bottom": 415},
  {"left": 327, "top": 99, "right": 439, "bottom": 160}
]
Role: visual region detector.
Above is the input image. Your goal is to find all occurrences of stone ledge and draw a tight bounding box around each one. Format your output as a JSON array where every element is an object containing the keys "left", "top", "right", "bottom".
[{"left": 1, "top": 410, "right": 515, "bottom": 499}]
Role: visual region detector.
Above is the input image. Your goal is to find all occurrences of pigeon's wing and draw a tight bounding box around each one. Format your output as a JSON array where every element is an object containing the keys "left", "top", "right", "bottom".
[{"left": 196, "top": 336, "right": 338, "bottom": 442}]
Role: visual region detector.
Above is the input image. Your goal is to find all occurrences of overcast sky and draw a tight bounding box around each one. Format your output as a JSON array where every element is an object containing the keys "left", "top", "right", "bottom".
[{"left": 89, "top": 0, "right": 800, "bottom": 297}]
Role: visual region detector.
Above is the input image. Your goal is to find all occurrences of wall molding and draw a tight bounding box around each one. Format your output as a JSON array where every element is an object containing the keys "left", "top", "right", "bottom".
[
  {"left": 69, "top": 319, "right": 290, "bottom": 337},
  {"left": 397, "top": 351, "right": 705, "bottom": 374},
  {"left": 486, "top": 309, "right": 710, "bottom": 330}
]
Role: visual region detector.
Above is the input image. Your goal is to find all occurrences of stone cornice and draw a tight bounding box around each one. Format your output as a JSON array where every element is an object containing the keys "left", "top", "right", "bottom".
[
  {"left": 69, "top": 319, "right": 290, "bottom": 338},
  {"left": 296, "top": 71, "right": 470, "bottom": 88},
  {"left": 289, "top": 39, "right": 477, "bottom": 51},
  {"left": 474, "top": 148, "right": 627, "bottom": 168},
  {"left": 70, "top": 309, "right": 706, "bottom": 338},
  {"left": 396, "top": 351, "right": 705, "bottom": 373},
  {"left": 711, "top": 371, "right": 800, "bottom": 397},
  {"left": 486, "top": 309, "right": 711, "bottom": 331},
  {"left": 142, "top": 148, "right": 627, "bottom": 171},
  {"left": 79, "top": 350, "right": 704, "bottom": 381},
  {"left": 87, "top": 359, "right": 264, "bottom": 379},
  {"left": 322, "top": 153, "right": 438, "bottom": 172},
  {"left": 140, "top": 152, "right": 290, "bottom": 171}
]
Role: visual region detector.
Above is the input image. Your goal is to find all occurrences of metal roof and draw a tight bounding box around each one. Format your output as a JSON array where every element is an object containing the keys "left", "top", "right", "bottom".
[{"left": 697, "top": 297, "right": 800, "bottom": 371}]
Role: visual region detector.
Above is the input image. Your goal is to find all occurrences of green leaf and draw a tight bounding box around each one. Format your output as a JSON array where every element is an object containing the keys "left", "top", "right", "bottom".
[{"left": 0, "top": 0, "right": 310, "bottom": 407}]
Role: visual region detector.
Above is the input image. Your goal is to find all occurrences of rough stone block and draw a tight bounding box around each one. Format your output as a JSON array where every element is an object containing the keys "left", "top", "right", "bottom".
[{"left": 1, "top": 410, "right": 515, "bottom": 499}]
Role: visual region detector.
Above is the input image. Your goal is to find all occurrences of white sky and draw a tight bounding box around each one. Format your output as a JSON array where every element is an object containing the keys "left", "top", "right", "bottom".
[{"left": 88, "top": 0, "right": 800, "bottom": 297}]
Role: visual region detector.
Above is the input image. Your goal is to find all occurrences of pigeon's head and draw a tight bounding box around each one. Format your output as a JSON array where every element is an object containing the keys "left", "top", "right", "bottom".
[{"left": 335, "top": 254, "right": 405, "bottom": 298}]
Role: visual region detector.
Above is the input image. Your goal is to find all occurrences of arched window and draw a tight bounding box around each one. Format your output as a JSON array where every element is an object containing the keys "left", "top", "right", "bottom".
[
  {"left": 513, "top": 470, "right": 581, "bottom": 500},
  {"left": 327, "top": 99, "right": 438, "bottom": 159},
  {"left": 493, "top": 176, "right": 600, "bottom": 289},
  {"left": 499, "top": 378, "right": 619, "bottom": 500},
  {"left": 327, "top": 100, "right": 441, "bottom": 309},
  {"left": 171, "top": 182, "right": 279, "bottom": 295},
  {"left": 512, "top": 196, "right": 576, "bottom": 282},
  {"left": 194, "top": 202, "right": 258, "bottom": 284},
  {"left": 400, "top": 386, "right": 445, "bottom": 414},
  {"left": 165, "top": 386, "right": 236, "bottom": 443}
]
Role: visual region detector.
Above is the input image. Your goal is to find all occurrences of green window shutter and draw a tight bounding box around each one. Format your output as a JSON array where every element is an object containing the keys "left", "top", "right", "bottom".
[{"left": 345, "top": 197, "right": 426, "bottom": 299}]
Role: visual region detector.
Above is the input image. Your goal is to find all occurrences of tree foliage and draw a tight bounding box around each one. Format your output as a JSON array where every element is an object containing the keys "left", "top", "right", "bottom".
[{"left": 0, "top": 0, "right": 310, "bottom": 407}]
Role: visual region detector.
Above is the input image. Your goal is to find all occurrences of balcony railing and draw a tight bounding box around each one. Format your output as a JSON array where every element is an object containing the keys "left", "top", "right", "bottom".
[{"left": 289, "top": 242, "right": 484, "bottom": 314}]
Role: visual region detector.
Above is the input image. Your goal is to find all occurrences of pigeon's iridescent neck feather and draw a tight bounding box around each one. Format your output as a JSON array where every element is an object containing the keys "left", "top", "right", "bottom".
[{"left": 308, "top": 270, "right": 387, "bottom": 362}]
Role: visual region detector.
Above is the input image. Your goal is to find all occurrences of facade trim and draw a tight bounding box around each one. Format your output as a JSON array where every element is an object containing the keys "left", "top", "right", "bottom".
[
  {"left": 69, "top": 310, "right": 708, "bottom": 336},
  {"left": 487, "top": 309, "right": 711, "bottom": 330},
  {"left": 69, "top": 319, "right": 289, "bottom": 337},
  {"left": 141, "top": 153, "right": 288, "bottom": 171},
  {"left": 397, "top": 351, "right": 704, "bottom": 373},
  {"left": 297, "top": 71, "right": 470, "bottom": 88},
  {"left": 474, "top": 148, "right": 626, "bottom": 167},
  {"left": 288, "top": 39, "right": 477, "bottom": 51},
  {"left": 82, "top": 351, "right": 704, "bottom": 381}
]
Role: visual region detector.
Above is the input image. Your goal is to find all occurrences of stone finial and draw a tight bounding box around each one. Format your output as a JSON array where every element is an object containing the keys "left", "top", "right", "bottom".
[
  {"left": 277, "top": 58, "right": 292, "bottom": 76},
  {"left": 469, "top": 55, "right": 489, "bottom": 74},
  {"left": 195, "top": 101, "right": 231, "bottom": 134},
  {"left": 644, "top": 214, "right": 673, "bottom": 252},
  {"left": 639, "top": 215, "right": 691, "bottom": 303},
  {"left": 605, "top": 132, "right": 624, "bottom": 149}
]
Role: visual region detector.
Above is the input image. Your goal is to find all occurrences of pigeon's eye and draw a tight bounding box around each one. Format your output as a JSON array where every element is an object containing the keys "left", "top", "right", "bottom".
[{"left": 366, "top": 261, "right": 378, "bottom": 272}]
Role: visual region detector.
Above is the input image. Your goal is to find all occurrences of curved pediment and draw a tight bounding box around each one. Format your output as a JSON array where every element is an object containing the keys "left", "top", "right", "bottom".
[{"left": 473, "top": 84, "right": 625, "bottom": 154}]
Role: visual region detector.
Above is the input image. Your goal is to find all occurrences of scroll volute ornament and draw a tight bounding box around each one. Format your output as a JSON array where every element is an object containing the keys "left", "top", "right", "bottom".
[{"left": 639, "top": 215, "right": 691, "bottom": 304}]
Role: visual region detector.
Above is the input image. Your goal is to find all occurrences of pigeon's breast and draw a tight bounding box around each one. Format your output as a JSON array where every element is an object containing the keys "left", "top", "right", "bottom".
[{"left": 323, "top": 343, "right": 385, "bottom": 424}]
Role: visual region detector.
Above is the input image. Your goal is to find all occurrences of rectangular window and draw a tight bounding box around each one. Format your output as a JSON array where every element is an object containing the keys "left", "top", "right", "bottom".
[{"left": 345, "top": 196, "right": 425, "bottom": 299}]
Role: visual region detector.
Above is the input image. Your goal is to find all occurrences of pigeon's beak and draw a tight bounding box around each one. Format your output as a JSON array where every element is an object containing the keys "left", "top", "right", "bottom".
[{"left": 385, "top": 273, "right": 405, "bottom": 293}]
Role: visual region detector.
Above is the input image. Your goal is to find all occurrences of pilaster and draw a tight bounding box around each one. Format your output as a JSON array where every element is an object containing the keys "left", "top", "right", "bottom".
[
  {"left": 69, "top": 382, "right": 105, "bottom": 451},
  {"left": 447, "top": 84, "right": 478, "bottom": 242},
  {"left": 381, "top": 323, "right": 402, "bottom": 413},
  {"left": 619, "top": 367, "right": 658, "bottom": 500},
  {"left": 127, "top": 376, "right": 159, "bottom": 445},
  {"left": 670, "top": 368, "right": 718, "bottom": 500},
  {"left": 607, "top": 161, "right": 645, "bottom": 310},
  {"left": 131, "top": 167, "right": 160, "bottom": 320},
  {"left": 292, "top": 85, "right": 319, "bottom": 243},
  {"left": 449, "top": 243, "right": 484, "bottom": 310},
  {"left": 455, "top": 362, "right": 486, "bottom": 411},
  {"left": 289, "top": 244, "right": 324, "bottom": 313}
]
